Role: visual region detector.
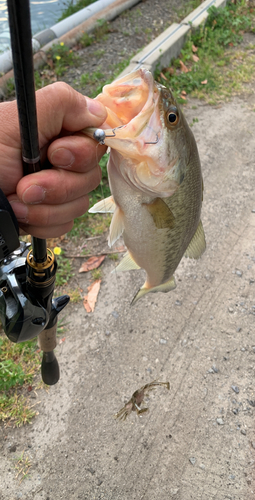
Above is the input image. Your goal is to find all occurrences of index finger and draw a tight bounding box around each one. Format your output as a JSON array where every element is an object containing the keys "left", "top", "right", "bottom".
[{"left": 36, "top": 82, "right": 107, "bottom": 147}]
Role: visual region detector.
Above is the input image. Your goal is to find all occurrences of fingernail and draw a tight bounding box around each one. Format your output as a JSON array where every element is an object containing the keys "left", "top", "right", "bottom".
[
  {"left": 50, "top": 148, "right": 75, "bottom": 168},
  {"left": 22, "top": 185, "right": 46, "bottom": 204},
  {"left": 9, "top": 201, "right": 28, "bottom": 221},
  {"left": 86, "top": 97, "right": 106, "bottom": 117}
]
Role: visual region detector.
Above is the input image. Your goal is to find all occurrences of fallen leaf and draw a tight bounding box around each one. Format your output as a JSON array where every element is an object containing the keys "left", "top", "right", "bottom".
[
  {"left": 160, "top": 72, "right": 168, "bottom": 81},
  {"left": 192, "top": 54, "right": 199, "bottom": 62},
  {"left": 27, "top": 385, "right": 33, "bottom": 392},
  {"left": 79, "top": 255, "right": 105, "bottom": 273},
  {"left": 83, "top": 280, "right": 101, "bottom": 313},
  {"left": 201, "top": 79, "right": 208, "bottom": 85},
  {"left": 47, "top": 58, "right": 54, "bottom": 69},
  {"left": 59, "top": 337, "right": 66, "bottom": 344},
  {"left": 166, "top": 66, "right": 175, "bottom": 75},
  {"left": 192, "top": 44, "right": 198, "bottom": 52},
  {"left": 179, "top": 60, "right": 189, "bottom": 73}
]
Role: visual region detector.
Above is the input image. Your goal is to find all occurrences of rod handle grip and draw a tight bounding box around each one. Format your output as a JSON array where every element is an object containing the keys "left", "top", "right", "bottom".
[
  {"left": 41, "top": 351, "right": 60, "bottom": 385},
  {"left": 38, "top": 325, "right": 59, "bottom": 385}
]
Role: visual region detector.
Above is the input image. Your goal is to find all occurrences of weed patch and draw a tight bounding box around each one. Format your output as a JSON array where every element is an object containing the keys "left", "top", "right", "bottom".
[
  {"left": 13, "top": 450, "right": 32, "bottom": 481},
  {"left": 156, "top": 2, "right": 255, "bottom": 103},
  {"left": 54, "top": 250, "right": 74, "bottom": 287},
  {"left": 47, "top": 42, "right": 80, "bottom": 77},
  {"left": 58, "top": 0, "right": 98, "bottom": 21},
  {"left": 0, "top": 335, "right": 41, "bottom": 426},
  {"left": 91, "top": 268, "right": 103, "bottom": 280}
]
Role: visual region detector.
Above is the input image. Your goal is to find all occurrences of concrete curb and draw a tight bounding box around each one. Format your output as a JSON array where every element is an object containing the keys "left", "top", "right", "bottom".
[
  {"left": 0, "top": 0, "right": 228, "bottom": 92},
  {"left": 118, "top": 0, "right": 228, "bottom": 78},
  {"left": 0, "top": 0, "right": 141, "bottom": 76}
]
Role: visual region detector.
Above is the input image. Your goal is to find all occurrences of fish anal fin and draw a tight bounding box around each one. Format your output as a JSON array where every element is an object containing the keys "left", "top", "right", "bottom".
[
  {"left": 108, "top": 206, "right": 124, "bottom": 248},
  {"left": 185, "top": 220, "right": 206, "bottom": 259},
  {"left": 131, "top": 276, "right": 176, "bottom": 305},
  {"left": 89, "top": 196, "right": 116, "bottom": 214},
  {"left": 112, "top": 252, "right": 141, "bottom": 272},
  {"left": 144, "top": 198, "right": 175, "bottom": 229}
]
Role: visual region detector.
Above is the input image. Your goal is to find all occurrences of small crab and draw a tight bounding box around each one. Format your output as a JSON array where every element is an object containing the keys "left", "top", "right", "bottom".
[{"left": 114, "top": 380, "right": 170, "bottom": 421}]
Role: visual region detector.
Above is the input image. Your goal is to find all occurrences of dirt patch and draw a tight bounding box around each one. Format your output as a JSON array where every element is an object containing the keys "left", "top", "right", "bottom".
[
  {"left": 1, "top": 82, "right": 255, "bottom": 500},
  {"left": 41, "top": 0, "right": 189, "bottom": 97}
]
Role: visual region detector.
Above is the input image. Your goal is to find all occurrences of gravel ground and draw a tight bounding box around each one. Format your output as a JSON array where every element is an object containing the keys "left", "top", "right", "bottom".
[{"left": 60, "top": 0, "right": 192, "bottom": 96}]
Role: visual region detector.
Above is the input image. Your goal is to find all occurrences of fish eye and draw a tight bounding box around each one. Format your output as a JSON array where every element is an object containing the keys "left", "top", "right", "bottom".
[{"left": 166, "top": 106, "right": 179, "bottom": 126}]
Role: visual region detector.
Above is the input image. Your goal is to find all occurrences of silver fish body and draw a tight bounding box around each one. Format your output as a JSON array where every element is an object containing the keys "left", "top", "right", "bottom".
[{"left": 84, "top": 68, "right": 206, "bottom": 303}]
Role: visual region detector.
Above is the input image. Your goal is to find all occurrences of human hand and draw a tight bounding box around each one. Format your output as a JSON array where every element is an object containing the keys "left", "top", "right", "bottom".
[{"left": 1, "top": 82, "right": 107, "bottom": 238}]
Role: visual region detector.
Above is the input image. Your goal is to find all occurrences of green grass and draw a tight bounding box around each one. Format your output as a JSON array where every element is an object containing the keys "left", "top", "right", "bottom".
[
  {"left": 58, "top": 0, "right": 98, "bottom": 21},
  {"left": 0, "top": 393, "right": 38, "bottom": 427},
  {"left": 175, "top": 0, "right": 204, "bottom": 21},
  {"left": 13, "top": 450, "right": 32, "bottom": 481},
  {"left": 155, "top": 1, "right": 255, "bottom": 103},
  {"left": 55, "top": 252, "right": 74, "bottom": 287},
  {"left": 91, "top": 268, "right": 103, "bottom": 280},
  {"left": 108, "top": 253, "right": 119, "bottom": 261},
  {"left": 67, "top": 151, "right": 111, "bottom": 239},
  {"left": 47, "top": 42, "right": 80, "bottom": 77},
  {"left": 0, "top": 360, "right": 26, "bottom": 392},
  {"left": 0, "top": 335, "right": 41, "bottom": 426},
  {"left": 91, "top": 152, "right": 111, "bottom": 206}
]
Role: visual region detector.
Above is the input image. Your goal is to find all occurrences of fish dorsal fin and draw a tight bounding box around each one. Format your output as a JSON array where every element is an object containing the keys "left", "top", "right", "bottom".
[
  {"left": 89, "top": 196, "right": 116, "bottom": 214},
  {"left": 108, "top": 207, "right": 124, "bottom": 248},
  {"left": 143, "top": 198, "right": 175, "bottom": 229},
  {"left": 185, "top": 220, "right": 206, "bottom": 259},
  {"left": 113, "top": 252, "right": 141, "bottom": 272},
  {"left": 131, "top": 275, "right": 176, "bottom": 305}
]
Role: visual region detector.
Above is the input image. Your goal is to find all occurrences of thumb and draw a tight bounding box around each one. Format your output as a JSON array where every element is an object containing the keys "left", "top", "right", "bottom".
[{"left": 36, "top": 82, "right": 107, "bottom": 146}]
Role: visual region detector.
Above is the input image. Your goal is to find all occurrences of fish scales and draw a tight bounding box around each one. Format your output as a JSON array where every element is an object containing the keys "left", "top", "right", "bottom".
[
  {"left": 162, "top": 138, "right": 203, "bottom": 283},
  {"left": 83, "top": 68, "right": 206, "bottom": 304}
]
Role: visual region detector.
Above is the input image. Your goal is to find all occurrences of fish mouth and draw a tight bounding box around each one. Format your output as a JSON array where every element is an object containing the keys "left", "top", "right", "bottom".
[
  {"left": 97, "top": 68, "right": 157, "bottom": 128},
  {"left": 85, "top": 68, "right": 162, "bottom": 158},
  {"left": 82, "top": 68, "right": 183, "bottom": 198}
]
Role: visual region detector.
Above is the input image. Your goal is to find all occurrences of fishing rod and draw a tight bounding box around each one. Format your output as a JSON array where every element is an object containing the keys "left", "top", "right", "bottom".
[{"left": 0, "top": 0, "right": 69, "bottom": 385}]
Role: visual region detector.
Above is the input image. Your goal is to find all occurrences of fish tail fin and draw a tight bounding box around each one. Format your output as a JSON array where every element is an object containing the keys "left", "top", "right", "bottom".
[{"left": 131, "top": 276, "right": 176, "bottom": 305}]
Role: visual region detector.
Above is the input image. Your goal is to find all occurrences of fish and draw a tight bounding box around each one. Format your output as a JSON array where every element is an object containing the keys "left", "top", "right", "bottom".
[
  {"left": 114, "top": 380, "right": 170, "bottom": 421},
  {"left": 83, "top": 68, "right": 206, "bottom": 304}
]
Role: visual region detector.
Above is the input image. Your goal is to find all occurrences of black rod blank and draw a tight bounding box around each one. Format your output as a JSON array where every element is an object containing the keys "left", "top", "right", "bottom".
[{"left": 7, "top": 0, "right": 47, "bottom": 261}]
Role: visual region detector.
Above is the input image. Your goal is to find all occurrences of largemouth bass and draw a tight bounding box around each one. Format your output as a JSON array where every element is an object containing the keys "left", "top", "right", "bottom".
[{"left": 83, "top": 68, "right": 206, "bottom": 304}]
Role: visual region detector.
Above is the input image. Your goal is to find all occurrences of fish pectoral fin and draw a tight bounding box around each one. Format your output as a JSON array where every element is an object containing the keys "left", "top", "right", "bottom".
[
  {"left": 184, "top": 220, "right": 206, "bottom": 259},
  {"left": 143, "top": 198, "right": 175, "bottom": 229},
  {"left": 108, "top": 206, "right": 124, "bottom": 248},
  {"left": 131, "top": 276, "right": 176, "bottom": 305},
  {"left": 89, "top": 196, "right": 116, "bottom": 214},
  {"left": 112, "top": 252, "right": 141, "bottom": 272}
]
